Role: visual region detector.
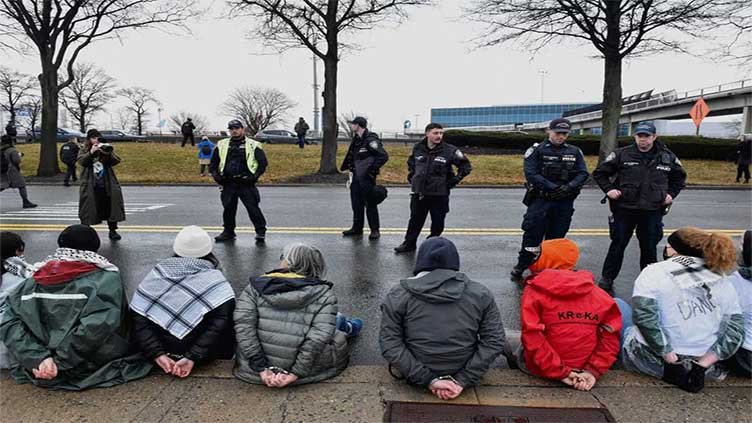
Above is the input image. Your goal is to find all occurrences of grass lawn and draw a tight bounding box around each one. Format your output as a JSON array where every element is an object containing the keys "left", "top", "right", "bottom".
[{"left": 15, "top": 142, "right": 741, "bottom": 186}]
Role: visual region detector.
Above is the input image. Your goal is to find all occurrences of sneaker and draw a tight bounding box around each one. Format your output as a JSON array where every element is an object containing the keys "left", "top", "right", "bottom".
[
  {"left": 255, "top": 232, "right": 266, "bottom": 243},
  {"left": 109, "top": 230, "right": 122, "bottom": 241},
  {"left": 598, "top": 278, "right": 615, "bottom": 297},
  {"left": 368, "top": 230, "right": 380, "bottom": 240},
  {"left": 394, "top": 241, "right": 416, "bottom": 254},
  {"left": 342, "top": 228, "right": 364, "bottom": 237},
  {"left": 510, "top": 266, "right": 525, "bottom": 284},
  {"left": 214, "top": 231, "right": 237, "bottom": 242},
  {"left": 346, "top": 318, "right": 363, "bottom": 338},
  {"left": 22, "top": 201, "right": 38, "bottom": 209}
]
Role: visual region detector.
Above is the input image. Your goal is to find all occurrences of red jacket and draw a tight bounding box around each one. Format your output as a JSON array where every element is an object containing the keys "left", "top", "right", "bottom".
[{"left": 521, "top": 269, "right": 622, "bottom": 380}]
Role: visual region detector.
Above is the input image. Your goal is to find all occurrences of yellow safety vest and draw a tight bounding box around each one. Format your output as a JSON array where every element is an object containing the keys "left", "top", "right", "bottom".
[{"left": 217, "top": 137, "right": 261, "bottom": 175}]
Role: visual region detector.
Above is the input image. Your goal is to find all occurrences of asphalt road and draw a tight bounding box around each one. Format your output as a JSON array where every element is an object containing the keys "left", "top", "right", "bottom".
[{"left": 1, "top": 185, "right": 750, "bottom": 365}]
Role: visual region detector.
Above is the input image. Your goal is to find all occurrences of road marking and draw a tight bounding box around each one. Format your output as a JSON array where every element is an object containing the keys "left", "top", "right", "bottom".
[
  {"left": 0, "top": 224, "right": 744, "bottom": 237},
  {"left": 0, "top": 202, "right": 173, "bottom": 222}
]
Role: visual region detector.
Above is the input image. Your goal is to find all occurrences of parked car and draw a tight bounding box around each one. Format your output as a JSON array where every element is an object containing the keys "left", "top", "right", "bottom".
[
  {"left": 27, "top": 127, "right": 85, "bottom": 141},
  {"left": 99, "top": 130, "right": 147, "bottom": 142},
  {"left": 254, "top": 129, "right": 299, "bottom": 144}
]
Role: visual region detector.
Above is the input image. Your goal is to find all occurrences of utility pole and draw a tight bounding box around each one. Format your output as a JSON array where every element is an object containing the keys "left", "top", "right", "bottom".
[
  {"left": 413, "top": 114, "right": 420, "bottom": 130},
  {"left": 539, "top": 70, "right": 549, "bottom": 103},
  {"left": 312, "top": 53, "right": 321, "bottom": 137}
]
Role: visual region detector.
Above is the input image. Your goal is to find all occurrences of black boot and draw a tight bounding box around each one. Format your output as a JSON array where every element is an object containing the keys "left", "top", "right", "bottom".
[
  {"left": 215, "top": 231, "right": 237, "bottom": 242},
  {"left": 342, "top": 228, "right": 364, "bottom": 237},
  {"left": 22, "top": 200, "right": 38, "bottom": 209},
  {"left": 598, "top": 278, "right": 615, "bottom": 297},
  {"left": 394, "top": 241, "right": 417, "bottom": 254},
  {"left": 510, "top": 266, "right": 525, "bottom": 285},
  {"left": 109, "top": 230, "right": 122, "bottom": 241},
  {"left": 255, "top": 231, "right": 266, "bottom": 243},
  {"left": 368, "top": 229, "right": 381, "bottom": 240}
]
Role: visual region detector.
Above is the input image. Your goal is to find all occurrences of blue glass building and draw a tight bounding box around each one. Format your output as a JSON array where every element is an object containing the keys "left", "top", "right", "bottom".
[{"left": 431, "top": 103, "right": 597, "bottom": 128}]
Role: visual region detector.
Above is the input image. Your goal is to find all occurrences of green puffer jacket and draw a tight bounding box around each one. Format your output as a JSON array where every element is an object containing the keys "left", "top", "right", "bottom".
[
  {"left": 0, "top": 260, "right": 151, "bottom": 390},
  {"left": 233, "top": 270, "right": 350, "bottom": 385}
]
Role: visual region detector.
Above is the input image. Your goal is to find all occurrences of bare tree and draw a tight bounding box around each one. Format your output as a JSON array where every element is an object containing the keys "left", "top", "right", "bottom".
[
  {"left": 21, "top": 94, "right": 42, "bottom": 141},
  {"left": 168, "top": 111, "right": 209, "bottom": 134},
  {"left": 338, "top": 111, "right": 370, "bottom": 139},
  {"left": 466, "top": 0, "right": 752, "bottom": 161},
  {"left": 115, "top": 107, "right": 135, "bottom": 132},
  {"left": 0, "top": 66, "right": 35, "bottom": 128},
  {"left": 119, "top": 87, "right": 159, "bottom": 135},
  {"left": 220, "top": 87, "right": 296, "bottom": 136},
  {"left": 60, "top": 63, "right": 117, "bottom": 133},
  {"left": 228, "top": 0, "right": 430, "bottom": 174},
  {"left": 0, "top": 0, "right": 196, "bottom": 176}
]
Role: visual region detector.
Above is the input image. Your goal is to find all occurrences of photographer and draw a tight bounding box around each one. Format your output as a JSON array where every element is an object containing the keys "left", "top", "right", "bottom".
[{"left": 77, "top": 129, "right": 125, "bottom": 240}]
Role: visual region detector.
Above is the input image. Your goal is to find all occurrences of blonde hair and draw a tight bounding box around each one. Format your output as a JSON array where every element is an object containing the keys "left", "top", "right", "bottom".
[{"left": 671, "top": 227, "right": 737, "bottom": 274}]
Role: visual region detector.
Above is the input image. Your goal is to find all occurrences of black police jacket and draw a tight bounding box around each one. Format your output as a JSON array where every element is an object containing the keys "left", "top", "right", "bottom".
[
  {"left": 408, "top": 139, "right": 472, "bottom": 196},
  {"left": 593, "top": 142, "right": 687, "bottom": 211},
  {"left": 524, "top": 140, "right": 589, "bottom": 193},
  {"left": 340, "top": 130, "right": 389, "bottom": 181},
  {"left": 59, "top": 141, "right": 80, "bottom": 164}
]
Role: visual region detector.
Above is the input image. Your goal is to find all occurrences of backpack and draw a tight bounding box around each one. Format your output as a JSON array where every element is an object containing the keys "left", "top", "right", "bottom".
[
  {"left": 0, "top": 149, "right": 8, "bottom": 175},
  {"left": 201, "top": 144, "right": 212, "bottom": 155}
]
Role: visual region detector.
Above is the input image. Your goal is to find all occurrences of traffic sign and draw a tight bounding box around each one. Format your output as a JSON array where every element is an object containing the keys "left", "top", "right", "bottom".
[
  {"left": 403, "top": 120, "right": 411, "bottom": 129},
  {"left": 689, "top": 97, "right": 710, "bottom": 128}
]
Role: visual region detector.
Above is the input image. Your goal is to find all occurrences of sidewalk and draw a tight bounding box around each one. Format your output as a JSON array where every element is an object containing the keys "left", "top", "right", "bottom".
[{"left": 1, "top": 363, "right": 750, "bottom": 422}]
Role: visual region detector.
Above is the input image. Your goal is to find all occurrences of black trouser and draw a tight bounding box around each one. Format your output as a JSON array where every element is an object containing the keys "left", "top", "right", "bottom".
[
  {"left": 601, "top": 207, "right": 664, "bottom": 281},
  {"left": 182, "top": 134, "right": 195, "bottom": 147},
  {"left": 737, "top": 164, "right": 750, "bottom": 182},
  {"left": 404, "top": 194, "right": 450, "bottom": 244},
  {"left": 349, "top": 177, "right": 379, "bottom": 231},
  {"left": 515, "top": 196, "right": 575, "bottom": 268},
  {"left": 220, "top": 182, "right": 267, "bottom": 235},
  {"left": 200, "top": 164, "right": 208, "bottom": 175},
  {"left": 64, "top": 162, "right": 77, "bottom": 183},
  {"left": 722, "top": 347, "right": 751, "bottom": 378},
  {"left": 93, "top": 186, "right": 119, "bottom": 231}
]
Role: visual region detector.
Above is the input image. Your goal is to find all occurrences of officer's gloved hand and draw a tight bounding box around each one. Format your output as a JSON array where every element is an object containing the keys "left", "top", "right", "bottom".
[
  {"left": 448, "top": 177, "right": 461, "bottom": 189},
  {"left": 240, "top": 174, "right": 256, "bottom": 185},
  {"left": 213, "top": 174, "right": 225, "bottom": 185},
  {"left": 547, "top": 185, "right": 571, "bottom": 200}
]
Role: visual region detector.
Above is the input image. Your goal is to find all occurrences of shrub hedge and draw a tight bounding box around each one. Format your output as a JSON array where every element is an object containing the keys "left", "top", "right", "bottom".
[{"left": 443, "top": 130, "right": 738, "bottom": 161}]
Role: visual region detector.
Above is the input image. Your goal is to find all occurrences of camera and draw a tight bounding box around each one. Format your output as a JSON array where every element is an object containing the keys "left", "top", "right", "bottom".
[{"left": 99, "top": 143, "right": 114, "bottom": 153}]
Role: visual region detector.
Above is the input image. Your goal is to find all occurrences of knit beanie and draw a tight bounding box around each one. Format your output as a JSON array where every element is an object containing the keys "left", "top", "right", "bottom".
[
  {"left": 58, "top": 224, "right": 101, "bottom": 252},
  {"left": 173, "top": 226, "right": 213, "bottom": 259},
  {"left": 413, "top": 237, "right": 460, "bottom": 275},
  {"left": 86, "top": 129, "right": 102, "bottom": 139},
  {"left": 529, "top": 238, "right": 579, "bottom": 273},
  {"left": 667, "top": 229, "right": 704, "bottom": 259},
  {"left": 743, "top": 230, "right": 751, "bottom": 268}
]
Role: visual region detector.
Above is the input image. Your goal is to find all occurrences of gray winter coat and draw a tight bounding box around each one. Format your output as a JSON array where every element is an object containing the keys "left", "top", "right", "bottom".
[
  {"left": 1, "top": 145, "right": 26, "bottom": 189},
  {"left": 77, "top": 148, "right": 125, "bottom": 225},
  {"left": 233, "top": 271, "right": 350, "bottom": 385},
  {"left": 379, "top": 269, "right": 506, "bottom": 388}
]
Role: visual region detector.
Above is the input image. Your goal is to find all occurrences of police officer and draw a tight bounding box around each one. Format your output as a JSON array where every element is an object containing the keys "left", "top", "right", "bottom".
[
  {"left": 593, "top": 121, "right": 686, "bottom": 296},
  {"left": 210, "top": 119, "right": 268, "bottom": 243},
  {"left": 510, "top": 118, "right": 589, "bottom": 282},
  {"left": 340, "top": 116, "right": 389, "bottom": 240},
  {"left": 394, "top": 123, "right": 472, "bottom": 254}
]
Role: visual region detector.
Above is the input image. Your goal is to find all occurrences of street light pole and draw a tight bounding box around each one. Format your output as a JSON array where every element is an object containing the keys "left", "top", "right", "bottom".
[
  {"left": 157, "top": 108, "right": 163, "bottom": 135},
  {"left": 539, "top": 70, "right": 549, "bottom": 103},
  {"left": 312, "top": 52, "right": 320, "bottom": 137}
]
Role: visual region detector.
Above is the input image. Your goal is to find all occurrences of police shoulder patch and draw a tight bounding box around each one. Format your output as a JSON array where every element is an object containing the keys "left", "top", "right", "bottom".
[
  {"left": 524, "top": 143, "right": 539, "bottom": 159},
  {"left": 369, "top": 140, "right": 379, "bottom": 150},
  {"left": 455, "top": 149, "right": 464, "bottom": 159},
  {"left": 604, "top": 152, "right": 616, "bottom": 163},
  {"left": 674, "top": 157, "right": 682, "bottom": 166}
]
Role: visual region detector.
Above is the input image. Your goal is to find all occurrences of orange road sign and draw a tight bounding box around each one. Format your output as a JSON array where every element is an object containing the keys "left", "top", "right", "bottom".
[{"left": 689, "top": 97, "right": 710, "bottom": 128}]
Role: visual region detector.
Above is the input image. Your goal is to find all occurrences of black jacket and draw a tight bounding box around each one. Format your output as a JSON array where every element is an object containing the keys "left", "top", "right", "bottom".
[
  {"left": 340, "top": 130, "right": 389, "bottom": 181},
  {"left": 131, "top": 299, "right": 236, "bottom": 363},
  {"left": 208, "top": 137, "right": 268, "bottom": 185},
  {"left": 379, "top": 269, "right": 506, "bottom": 388},
  {"left": 593, "top": 142, "right": 687, "bottom": 211},
  {"left": 524, "top": 140, "right": 589, "bottom": 194},
  {"left": 59, "top": 141, "right": 80, "bottom": 164},
  {"left": 408, "top": 139, "right": 472, "bottom": 196},
  {"left": 737, "top": 139, "right": 751, "bottom": 166},
  {"left": 181, "top": 121, "right": 196, "bottom": 135}
]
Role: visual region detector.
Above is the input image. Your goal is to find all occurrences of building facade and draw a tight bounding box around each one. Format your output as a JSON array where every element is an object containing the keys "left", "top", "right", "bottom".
[{"left": 431, "top": 103, "right": 597, "bottom": 128}]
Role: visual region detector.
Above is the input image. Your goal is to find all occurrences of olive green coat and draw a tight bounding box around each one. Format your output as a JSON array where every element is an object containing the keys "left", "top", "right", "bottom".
[{"left": 77, "top": 149, "right": 125, "bottom": 225}]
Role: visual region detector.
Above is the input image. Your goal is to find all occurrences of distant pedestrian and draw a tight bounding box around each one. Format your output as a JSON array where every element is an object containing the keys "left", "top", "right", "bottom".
[
  {"left": 294, "top": 117, "right": 310, "bottom": 149},
  {"left": 78, "top": 129, "right": 125, "bottom": 241},
  {"left": 59, "top": 137, "right": 80, "bottom": 186},
  {"left": 735, "top": 134, "right": 751, "bottom": 183},
  {"left": 0, "top": 135, "right": 37, "bottom": 208},
  {"left": 5, "top": 122, "right": 17, "bottom": 139},
  {"left": 181, "top": 118, "right": 196, "bottom": 147},
  {"left": 197, "top": 136, "right": 215, "bottom": 176}
]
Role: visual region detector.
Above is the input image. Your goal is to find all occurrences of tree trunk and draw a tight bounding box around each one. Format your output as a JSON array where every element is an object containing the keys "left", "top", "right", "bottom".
[
  {"left": 78, "top": 115, "right": 86, "bottom": 133},
  {"left": 599, "top": 53, "right": 622, "bottom": 162},
  {"left": 318, "top": 53, "right": 339, "bottom": 174},
  {"left": 137, "top": 112, "right": 143, "bottom": 135},
  {"left": 37, "top": 62, "right": 61, "bottom": 176}
]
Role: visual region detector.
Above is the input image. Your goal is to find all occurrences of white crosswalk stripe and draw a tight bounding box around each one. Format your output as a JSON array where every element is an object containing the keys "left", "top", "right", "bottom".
[{"left": 0, "top": 202, "right": 173, "bottom": 222}]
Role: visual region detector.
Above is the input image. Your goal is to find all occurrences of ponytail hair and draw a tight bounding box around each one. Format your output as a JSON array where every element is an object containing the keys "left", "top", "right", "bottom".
[{"left": 669, "top": 227, "right": 736, "bottom": 274}]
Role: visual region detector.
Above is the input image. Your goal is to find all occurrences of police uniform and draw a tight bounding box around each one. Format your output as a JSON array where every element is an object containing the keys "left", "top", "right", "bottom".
[
  {"left": 512, "top": 118, "right": 589, "bottom": 279},
  {"left": 340, "top": 124, "right": 389, "bottom": 237},
  {"left": 592, "top": 122, "right": 687, "bottom": 294},
  {"left": 394, "top": 138, "right": 472, "bottom": 252},
  {"left": 209, "top": 122, "right": 268, "bottom": 242}
]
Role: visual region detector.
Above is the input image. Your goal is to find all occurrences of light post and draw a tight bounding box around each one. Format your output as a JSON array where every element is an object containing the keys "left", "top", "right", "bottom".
[{"left": 157, "top": 108, "right": 163, "bottom": 135}]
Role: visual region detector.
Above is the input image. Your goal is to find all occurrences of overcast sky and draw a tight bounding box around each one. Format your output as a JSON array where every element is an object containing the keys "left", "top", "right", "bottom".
[{"left": 3, "top": 0, "right": 751, "bottom": 133}]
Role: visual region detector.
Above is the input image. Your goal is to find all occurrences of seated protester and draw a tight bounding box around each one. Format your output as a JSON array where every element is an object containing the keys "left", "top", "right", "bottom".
[
  {"left": 0, "top": 225, "right": 151, "bottom": 390},
  {"left": 130, "top": 226, "right": 236, "bottom": 378},
  {"left": 516, "top": 238, "right": 622, "bottom": 392},
  {"left": 723, "top": 229, "right": 751, "bottom": 377},
  {"left": 380, "top": 237, "right": 506, "bottom": 401},
  {"left": 1, "top": 232, "right": 35, "bottom": 369},
  {"left": 622, "top": 227, "right": 745, "bottom": 393},
  {"left": 234, "top": 243, "right": 362, "bottom": 388}
]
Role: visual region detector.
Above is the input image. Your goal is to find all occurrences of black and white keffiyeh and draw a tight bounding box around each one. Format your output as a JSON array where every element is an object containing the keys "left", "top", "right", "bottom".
[
  {"left": 37, "top": 248, "right": 119, "bottom": 272},
  {"left": 130, "top": 257, "right": 235, "bottom": 340},
  {"left": 3, "top": 256, "right": 35, "bottom": 279}
]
